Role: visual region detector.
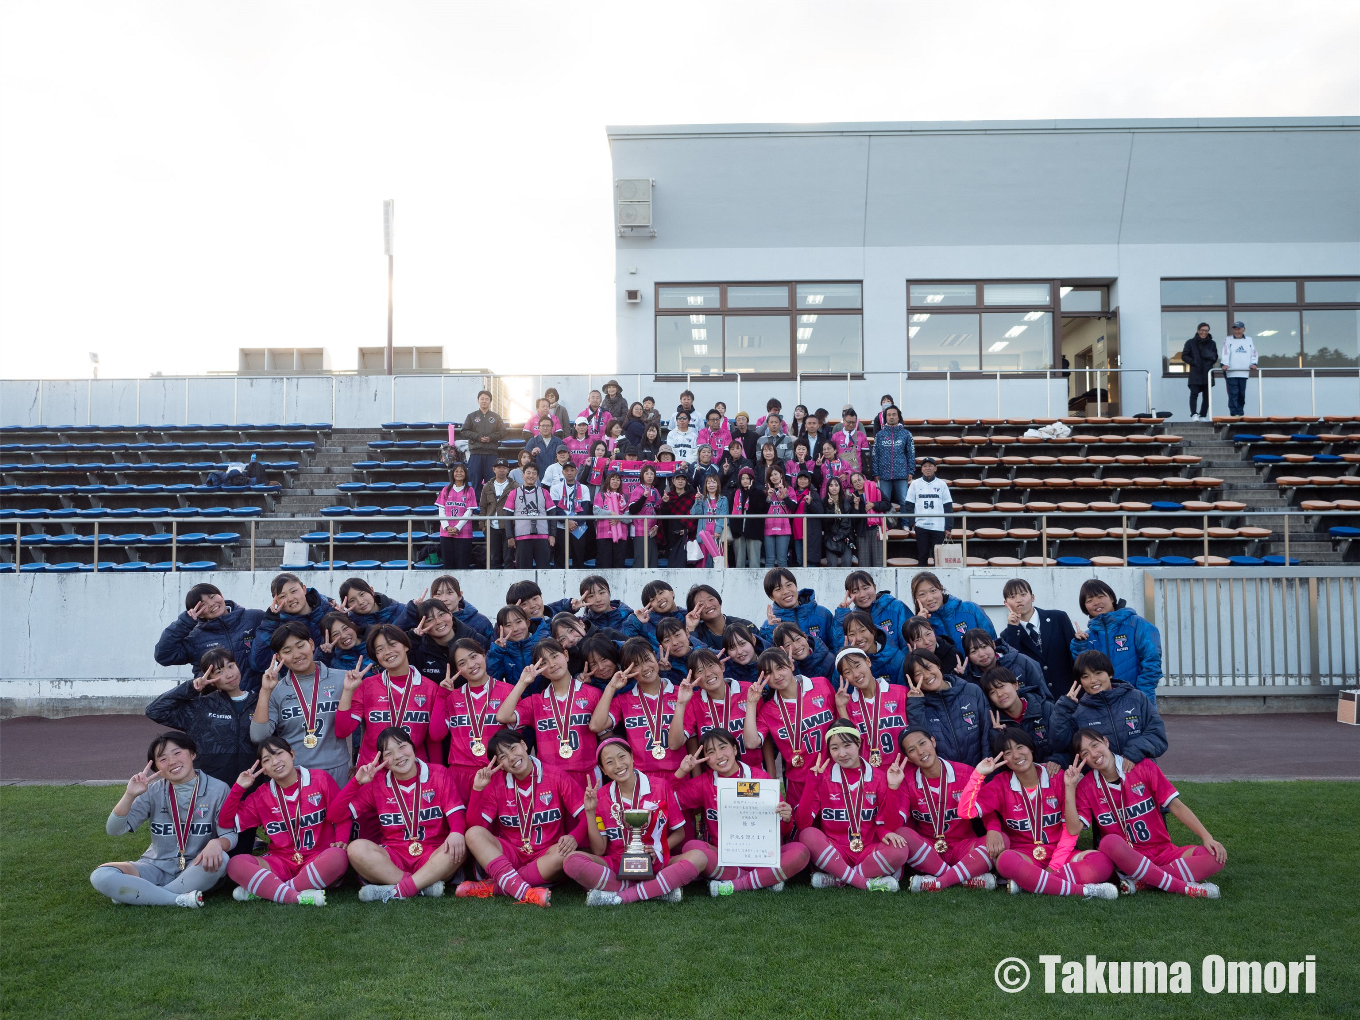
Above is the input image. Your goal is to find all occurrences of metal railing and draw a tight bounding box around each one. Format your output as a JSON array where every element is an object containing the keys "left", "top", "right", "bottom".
[{"left": 1187, "top": 366, "right": 1360, "bottom": 419}]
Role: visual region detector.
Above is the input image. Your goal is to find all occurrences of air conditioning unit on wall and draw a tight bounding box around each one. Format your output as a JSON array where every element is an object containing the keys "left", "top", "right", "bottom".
[
  {"left": 616, "top": 178, "right": 655, "bottom": 236},
  {"left": 624, "top": 289, "right": 642, "bottom": 303}
]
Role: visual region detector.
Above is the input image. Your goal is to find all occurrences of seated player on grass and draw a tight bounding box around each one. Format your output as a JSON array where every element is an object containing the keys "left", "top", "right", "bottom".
[
  {"left": 589, "top": 638, "right": 686, "bottom": 779},
  {"left": 90, "top": 731, "right": 237, "bottom": 909},
  {"left": 563, "top": 737, "right": 706, "bottom": 906},
  {"left": 672, "top": 728, "right": 807, "bottom": 897},
  {"left": 1069, "top": 728, "right": 1226, "bottom": 899},
  {"left": 457, "top": 729, "right": 587, "bottom": 908},
  {"left": 329, "top": 727, "right": 466, "bottom": 903},
  {"left": 957, "top": 727, "right": 1117, "bottom": 900},
  {"left": 427, "top": 639, "right": 515, "bottom": 805},
  {"left": 795, "top": 721, "right": 911, "bottom": 892},
  {"left": 219, "top": 735, "right": 347, "bottom": 906}
]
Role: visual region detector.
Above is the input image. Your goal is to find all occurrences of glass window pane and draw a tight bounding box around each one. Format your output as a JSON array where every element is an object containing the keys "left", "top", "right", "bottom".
[
  {"left": 1305, "top": 280, "right": 1360, "bottom": 303},
  {"left": 983, "top": 283, "right": 1051, "bottom": 306},
  {"left": 1238, "top": 311, "right": 1301, "bottom": 368},
  {"left": 1060, "top": 287, "right": 1104, "bottom": 312},
  {"left": 727, "top": 285, "right": 789, "bottom": 308},
  {"left": 796, "top": 283, "right": 861, "bottom": 309},
  {"left": 908, "top": 313, "right": 979, "bottom": 371},
  {"left": 724, "top": 315, "right": 790, "bottom": 374},
  {"left": 656, "top": 314, "right": 723, "bottom": 374},
  {"left": 1161, "top": 279, "right": 1226, "bottom": 306},
  {"left": 796, "top": 314, "right": 861, "bottom": 374},
  {"left": 1303, "top": 310, "right": 1360, "bottom": 368},
  {"left": 1234, "top": 280, "right": 1298, "bottom": 304},
  {"left": 982, "top": 312, "right": 1052, "bottom": 370},
  {"left": 657, "top": 286, "right": 720, "bottom": 310},
  {"left": 909, "top": 283, "right": 976, "bottom": 307},
  {"left": 1162, "top": 312, "right": 1228, "bottom": 374}
]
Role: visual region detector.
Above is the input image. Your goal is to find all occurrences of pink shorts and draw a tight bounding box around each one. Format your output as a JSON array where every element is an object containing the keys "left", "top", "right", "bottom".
[
  {"left": 494, "top": 835, "right": 549, "bottom": 871},
  {"left": 1147, "top": 842, "right": 1197, "bottom": 867},
  {"left": 384, "top": 843, "right": 438, "bottom": 873},
  {"left": 258, "top": 850, "right": 345, "bottom": 886},
  {"left": 940, "top": 835, "right": 988, "bottom": 866}
]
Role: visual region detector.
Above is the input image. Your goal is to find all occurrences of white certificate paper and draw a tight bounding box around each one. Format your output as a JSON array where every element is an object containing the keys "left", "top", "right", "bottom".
[{"left": 715, "top": 776, "right": 781, "bottom": 868}]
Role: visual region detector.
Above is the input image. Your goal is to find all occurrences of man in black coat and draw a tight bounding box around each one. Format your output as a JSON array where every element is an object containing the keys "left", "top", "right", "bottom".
[
  {"left": 1180, "top": 322, "right": 1219, "bottom": 421},
  {"left": 1001, "top": 578, "right": 1078, "bottom": 702}
]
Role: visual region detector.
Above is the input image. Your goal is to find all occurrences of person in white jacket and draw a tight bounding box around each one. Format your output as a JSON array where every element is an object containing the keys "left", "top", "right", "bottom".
[{"left": 1220, "top": 321, "right": 1258, "bottom": 417}]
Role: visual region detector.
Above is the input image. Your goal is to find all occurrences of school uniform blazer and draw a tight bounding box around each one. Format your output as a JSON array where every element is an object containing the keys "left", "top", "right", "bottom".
[{"left": 1002, "top": 609, "right": 1077, "bottom": 702}]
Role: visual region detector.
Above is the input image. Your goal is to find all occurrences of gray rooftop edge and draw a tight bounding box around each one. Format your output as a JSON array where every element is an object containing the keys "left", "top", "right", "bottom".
[{"left": 607, "top": 117, "right": 1360, "bottom": 138}]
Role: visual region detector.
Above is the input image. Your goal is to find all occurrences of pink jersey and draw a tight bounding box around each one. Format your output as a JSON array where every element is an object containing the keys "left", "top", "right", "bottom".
[
  {"left": 818, "top": 458, "right": 851, "bottom": 497},
  {"left": 896, "top": 759, "right": 978, "bottom": 847},
  {"left": 332, "top": 760, "right": 466, "bottom": 851},
  {"left": 219, "top": 767, "right": 342, "bottom": 860},
  {"left": 468, "top": 756, "right": 586, "bottom": 853},
  {"left": 564, "top": 435, "right": 592, "bottom": 466},
  {"left": 623, "top": 482, "right": 659, "bottom": 538},
  {"left": 680, "top": 679, "right": 761, "bottom": 768},
  {"left": 842, "top": 680, "right": 911, "bottom": 765},
  {"left": 593, "top": 489, "right": 629, "bottom": 542},
  {"left": 508, "top": 679, "right": 603, "bottom": 774},
  {"left": 580, "top": 407, "right": 612, "bottom": 439},
  {"left": 335, "top": 669, "right": 441, "bottom": 763},
  {"left": 592, "top": 771, "right": 686, "bottom": 869},
  {"left": 605, "top": 682, "right": 686, "bottom": 773},
  {"left": 962, "top": 767, "right": 1071, "bottom": 859},
  {"left": 832, "top": 428, "right": 870, "bottom": 472},
  {"left": 794, "top": 761, "right": 899, "bottom": 851},
  {"left": 1075, "top": 757, "right": 1180, "bottom": 856},
  {"left": 435, "top": 483, "right": 478, "bottom": 538},
  {"left": 753, "top": 676, "right": 837, "bottom": 783},
  {"left": 675, "top": 763, "right": 780, "bottom": 845},
  {"left": 428, "top": 680, "right": 515, "bottom": 770},
  {"left": 698, "top": 426, "right": 732, "bottom": 454}
]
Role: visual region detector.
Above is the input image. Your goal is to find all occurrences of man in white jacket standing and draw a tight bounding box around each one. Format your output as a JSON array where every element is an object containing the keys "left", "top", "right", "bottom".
[{"left": 1221, "top": 320, "right": 1258, "bottom": 417}]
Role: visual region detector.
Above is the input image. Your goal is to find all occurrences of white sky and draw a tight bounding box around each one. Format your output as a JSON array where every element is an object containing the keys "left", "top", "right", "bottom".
[{"left": 1, "top": 0, "right": 1356, "bottom": 382}]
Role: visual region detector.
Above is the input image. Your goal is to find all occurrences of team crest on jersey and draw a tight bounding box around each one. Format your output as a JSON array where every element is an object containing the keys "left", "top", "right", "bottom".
[
  {"left": 196, "top": 806, "right": 210, "bottom": 818},
  {"left": 812, "top": 696, "right": 825, "bottom": 709},
  {"left": 322, "top": 687, "right": 335, "bottom": 697},
  {"left": 576, "top": 699, "right": 589, "bottom": 709},
  {"left": 865, "top": 792, "right": 876, "bottom": 803},
  {"left": 1034, "top": 724, "right": 1047, "bottom": 740},
  {"left": 414, "top": 695, "right": 427, "bottom": 707},
  {"left": 1126, "top": 716, "right": 1138, "bottom": 729},
  {"left": 539, "top": 792, "right": 553, "bottom": 806},
  {"left": 308, "top": 793, "right": 323, "bottom": 806},
  {"left": 961, "top": 710, "right": 976, "bottom": 726},
  {"left": 1114, "top": 634, "right": 1129, "bottom": 652},
  {"left": 955, "top": 623, "right": 968, "bottom": 634},
  {"left": 1045, "top": 796, "right": 1058, "bottom": 809},
  {"left": 422, "top": 790, "right": 435, "bottom": 802},
  {"left": 883, "top": 701, "right": 897, "bottom": 712},
  {"left": 1131, "top": 783, "right": 1146, "bottom": 796}
]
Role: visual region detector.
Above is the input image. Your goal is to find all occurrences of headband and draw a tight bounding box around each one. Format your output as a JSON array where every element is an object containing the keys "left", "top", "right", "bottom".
[
  {"left": 834, "top": 647, "right": 870, "bottom": 670},
  {"left": 826, "top": 723, "right": 862, "bottom": 742},
  {"left": 595, "top": 736, "right": 632, "bottom": 764}
]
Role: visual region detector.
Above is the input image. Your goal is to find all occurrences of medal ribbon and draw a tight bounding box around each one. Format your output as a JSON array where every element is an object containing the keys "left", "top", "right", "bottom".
[
  {"left": 270, "top": 777, "right": 305, "bottom": 855},
  {"left": 514, "top": 771, "right": 538, "bottom": 847},
  {"left": 837, "top": 766, "right": 867, "bottom": 846},
  {"left": 391, "top": 770, "right": 424, "bottom": 844},
  {"left": 288, "top": 669, "right": 322, "bottom": 738},
  {"left": 1021, "top": 782, "right": 1046, "bottom": 847},
  {"left": 465, "top": 682, "right": 491, "bottom": 746},
  {"left": 168, "top": 775, "right": 200, "bottom": 861},
  {"left": 703, "top": 685, "right": 730, "bottom": 733},
  {"left": 1093, "top": 768, "right": 1133, "bottom": 842},
  {"left": 383, "top": 670, "right": 415, "bottom": 730},
  {"left": 860, "top": 682, "right": 882, "bottom": 756},
  {"left": 546, "top": 682, "right": 573, "bottom": 753},
  {"left": 636, "top": 687, "right": 666, "bottom": 753},
  {"left": 922, "top": 770, "right": 948, "bottom": 840},
  {"left": 773, "top": 686, "right": 806, "bottom": 760}
]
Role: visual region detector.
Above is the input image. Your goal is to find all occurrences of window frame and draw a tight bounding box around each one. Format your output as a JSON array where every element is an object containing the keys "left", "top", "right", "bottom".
[
  {"left": 653, "top": 281, "right": 863, "bottom": 381},
  {"left": 905, "top": 278, "right": 1074, "bottom": 376}
]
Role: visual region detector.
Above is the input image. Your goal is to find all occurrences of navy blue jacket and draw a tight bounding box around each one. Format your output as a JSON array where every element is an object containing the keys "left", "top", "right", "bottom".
[
  {"left": 962, "top": 641, "right": 1051, "bottom": 701},
  {"left": 927, "top": 595, "right": 997, "bottom": 647},
  {"left": 725, "top": 658, "right": 761, "bottom": 685},
  {"left": 1070, "top": 604, "right": 1163, "bottom": 700},
  {"left": 871, "top": 643, "right": 906, "bottom": 687},
  {"left": 792, "top": 634, "right": 836, "bottom": 682},
  {"left": 487, "top": 634, "right": 538, "bottom": 684},
  {"left": 455, "top": 602, "right": 495, "bottom": 647},
  {"left": 758, "top": 588, "right": 836, "bottom": 648},
  {"left": 319, "top": 644, "right": 364, "bottom": 671},
  {"left": 994, "top": 694, "right": 1067, "bottom": 766},
  {"left": 906, "top": 679, "right": 993, "bottom": 767},
  {"left": 406, "top": 621, "right": 482, "bottom": 684},
  {"left": 832, "top": 591, "right": 912, "bottom": 652},
  {"left": 346, "top": 591, "right": 415, "bottom": 635},
  {"left": 145, "top": 681, "right": 259, "bottom": 787},
  {"left": 621, "top": 607, "right": 688, "bottom": 650},
  {"left": 691, "top": 614, "right": 755, "bottom": 652},
  {"left": 581, "top": 600, "right": 633, "bottom": 633},
  {"left": 526, "top": 435, "right": 567, "bottom": 475},
  {"left": 1001, "top": 608, "right": 1078, "bottom": 701},
  {"left": 1048, "top": 681, "right": 1167, "bottom": 764},
  {"left": 252, "top": 587, "right": 335, "bottom": 674},
  {"left": 154, "top": 601, "right": 266, "bottom": 690}
]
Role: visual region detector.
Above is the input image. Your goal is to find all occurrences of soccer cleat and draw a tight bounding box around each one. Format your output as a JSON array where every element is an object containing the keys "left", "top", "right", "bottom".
[
  {"left": 174, "top": 891, "right": 204, "bottom": 909},
  {"left": 358, "top": 884, "right": 395, "bottom": 903},
  {"left": 810, "top": 872, "right": 845, "bottom": 889},
  {"left": 585, "top": 889, "right": 621, "bottom": 907},
  {"left": 455, "top": 879, "right": 496, "bottom": 899},
  {"left": 521, "top": 886, "right": 552, "bottom": 908},
  {"left": 865, "top": 876, "right": 899, "bottom": 893},
  {"left": 662, "top": 887, "right": 683, "bottom": 903},
  {"left": 296, "top": 889, "right": 326, "bottom": 907},
  {"left": 1083, "top": 883, "right": 1118, "bottom": 901},
  {"left": 909, "top": 875, "right": 942, "bottom": 893},
  {"left": 232, "top": 886, "right": 257, "bottom": 902},
  {"left": 1008, "top": 879, "right": 1023, "bottom": 895},
  {"left": 709, "top": 880, "right": 734, "bottom": 898},
  {"left": 420, "top": 881, "right": 445, "bottom": 898},
  {"left": 1185, "top": 882, "right": 1220, "bottom": 900},
  {"left": 1117, "top": 873, "right": 1138, "bottom": 897},
  {"left": 963, "top": 874, "right": 996, "bottom": 891},
  {"left": 767, "top": 882, "right": 785, "bottom": 893}
]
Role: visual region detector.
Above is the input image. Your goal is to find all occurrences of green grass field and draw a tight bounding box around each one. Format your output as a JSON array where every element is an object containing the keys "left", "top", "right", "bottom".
[{"left": 2, "top": 782, "right": 1356, "bottom": 1020}]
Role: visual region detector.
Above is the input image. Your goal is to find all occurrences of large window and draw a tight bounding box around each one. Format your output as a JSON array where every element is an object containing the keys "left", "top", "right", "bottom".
[
  {"left": 907, "top": 281, "right": 1057, "bottom": 372},
  {"left": 1161, "top": 278, "right": 1360, "bottom": 373},
  {"left": 655, "top": 282, "right": 861, "bottom": 378}
]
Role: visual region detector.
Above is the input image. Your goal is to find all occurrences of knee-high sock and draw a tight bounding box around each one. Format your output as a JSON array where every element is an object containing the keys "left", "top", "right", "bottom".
[
  {"left": 618, "top": 858, "right": 700, "bottom": 903},
  {"left": 682, "top": 839, "right": 730, "bottom": 879},
  {"left": 731, "top": 843, "right": 811, "bottom": 891},
  {"left": 286, "top": 848, "right": 349, "bottom": 892},
  {"left": 392, "top": 874, "right": 421, "bottom": 899},
  {"left": 562, "top": 854, "right": 623, "bottom": 893},
  {"left": 163, "top": 863, "right": 224, "bottom": 895},
  {"left": 797, "top": 829, "right": 854, "bottom": 885},
  {"left": 1166, "top": 845, "right": 1224, "bottom": 884},
  {"left": 519, "top": 859, "right": 549, "bottom": 887},
  {"left": 1060, "top": 850, "right": 1114, "bottom": 886},
  {"left": 897, "top": 828, "right": 949, "bottom": 878},
  {"left": 227, "top": 856, "right": 299, "bottom": 904},
  {"left": 1099, "top": 835, "right": 1192, "bottom": 894},
  {"left": 485, "top": 854, "right": 533, "bottom": 901},
  {"left": 845, "top": 843, "right": 911, "bottom": 890},
  {"left": 90, "top": 866, "right": 181, "bottom": 906},
  {"left": 998, "top": 850, "right": 1079, "bottom": 896},
  {"left": 933, "top": 845, "right": 993, "bottom": 889}
]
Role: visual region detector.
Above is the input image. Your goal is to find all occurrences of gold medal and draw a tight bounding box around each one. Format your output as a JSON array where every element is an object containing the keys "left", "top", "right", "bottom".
[
  {"left": 470, "top": 739, "right": 486, "bottom": 757},
  {"left": 791, "top": 752, "right": 805, "bottom": 768},
  {"left": 651, "top": 745, "right": 666, "bottom": 760},
  {"left": 547, "top": 684, "right": 576, "bottom": 762},
  {"left": 869, "top": 751, "right": 882, "bottom": 767},
  {"left": 409, "top": 841, "right": 424, "bottom": 857},
  {"left": 292, "top": 851, "right": 304, "bottom": 865},
  {"left": 934, "top": 837, "right": 949, "bottom": 854},
  {"left": 168, "top": 774, "right": 200, "bottom": 876},
  {"left": 1032, "top": 844, "right": 1047, "bottom": 862},
  {"left": 849, "top": 836, "right": 864, "bottom": 853},
  {"left": 303, "top": 732, "right": 318, "bottom": 749},
  {"left": 774, "top": 685, "right": 808, "bottom": 771},
  {"left": 177, "top": 854, "right": 186, "bottom": 872},
  {"left": 290, "top": 670, "right": 324, "bottom": 752},
  {"left": 558, "top": 742, "right": 574, "bottom": 759},
  {"left": 521, "top": 839, "right": 532, "bottom": 854}
]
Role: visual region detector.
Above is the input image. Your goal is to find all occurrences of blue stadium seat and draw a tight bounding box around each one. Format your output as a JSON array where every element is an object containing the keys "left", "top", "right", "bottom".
[
  {"left": 229, "top": 507, "right": 263, "bottom": 517},
  {"left": 182, "top": 560, "right": 217, "bottom": 571},
  {"left": 1329, "top": 526, "right": 1360, "bottom": 538},
  {"left": 333, "top": 531, "right": 365, "bottom": 542},
  {"left": 1158, "top": 555, "right": 1197, "bottom": 566},
  {"left": 320, "top": 506, "right": 351, "bottom": 516},
  {"left": 46, "top": 562, "right": 82, "bottom": 573},
  {"left": 178, "top": 532, "right": 208, "bottom": 545},
  {"left": 413, "top": 505, "right": 439, "bottom": 516},
  {"left": 1228, "top": 556, "right": 1266, "bottom": 566},
  {"left": 1125, "top": 556, "right": 1161, "bottom": 566},
  {"left": 301, "top": 531, "right": 330, "bottom": 543},
  {"left": 111, "top": 562, "right": 148, "bottom": 572},
  {"left": 396, "top": 481, "right": 425, "bottom": 492},
  {"left": 1055, "top": 556, "right": 1091, "bottom": 566},
  {"left": 381, "top": 560, "right": 410, "bottom": 569},
  {"left": 368, "top": 482, "right": 395, "bottom": 492},
  {"left": 46, "top": 534, "right": 80, "bottom": 547},
  {"left": 311, "top": 560, "right": 348, "bottom": 570},
  {"left": 19, "top": 563, "right": 48, "bottom": 573},
  {"left": 379, "top": 505, "right": 412, "bottom": 517},
  {"left": 144, "top": 533, "right": 174, "bottom": 546},
  {"left": 208, "top": 532, "right": 241, "bottom": 544},
  {"left": 367, "top": 531, "right": 398, "bottom": 542},
  {"left": 77, "top": 562, "right": 114, "bottom": 572},
  {"left": 1150, "top": 501, "right": 1183, "bottom": 512},
  {"left": 337, "top": 483, "right": 367, "bottom": 492},
  {"left": 1262, "top": 555, "right": 1301, "bottom": 566},
  {"left": 348, "top": 559, "right": 382, "bottom": 569}
]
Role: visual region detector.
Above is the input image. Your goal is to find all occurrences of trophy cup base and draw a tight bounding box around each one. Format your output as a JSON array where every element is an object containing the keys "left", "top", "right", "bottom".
[{"left": 618, "top": 854, "right": 654, "bottom": 882}]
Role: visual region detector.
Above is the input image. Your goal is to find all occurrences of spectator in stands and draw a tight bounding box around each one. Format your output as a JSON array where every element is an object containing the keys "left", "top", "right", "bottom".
[
  {"left": 463, "top": 389, "right": 505, "bottom": 494},
  {"left": 754, "top": 466, "right": 795, "bottom": 568},
  {"left": 340, "top": 577, "right": 416, "bottom": 632},
  {"left": 543, "top": 387, "right": 572, "bottom": 436},
  {"left": 821, "top": 476, "right": 854, "bottom": 567},
  {"left": 626, "top": 464, "right": 661, "bottom": 568},
  {"left": 550, "top": 459, "right": 592, "bottom": 569},
  {"left": 478, "top": 457, "right": 516, "bottom": 569},
  {"left": 640, "top": 395, "right": 662, "bottom": 430},
  {"left": 871, "top": 404, "right": 915, "bottom": 514},
  {"left": 732, "top": 411, "right": 758, "bottom": 460},
  {"left": 726, "top": 466, "right": 762, "bottom": 568},
  {"left": 847, "top": 471, "right": 888, "bottom": 568},
  {"left": 146, "top": 647, "right": 258, "bottom": 787},
  {"left": 1220, "top": 320, "right": 1258, "bottom": 417},
  {"left": 799, "top": 412, "right": 826, "bottom": 460},
  {"left": 676, "top": 388, "right": 698, "bottom": 419},
  {"left": 698, "top": 409, "right": 731, "bottom": 455},
  {"left": 252, "top": 620, "right": 353, "bottom": 786},
  {"left": 623, "top": 402, "right": 647, "bottom": 448},
  {"left": 155, "top": 583, "right": 266, "bottom": 690},
  {"left": 424, "top": 575, "right": 494, "bottom": 646},
  {"left": 759, "top": 566, "right": 834, "bottom": 646},
  {"left": 873, "top": 394, "right": 896, "bottom": 429},
  {"left": 581, "top": 390, "right": 611, "bottom": 440},
  {"left": 252, "top": 573, "right": 334, "bottom": 675},
  {"left": 685, "top": 583, "right": 753, "bottom": 650},
  {"left": 689, "top": 444, "right": 722, "bottom": 492},
  {"left": 526, "top": 416, "right": 566, "bottom": 476},
  {"left": 832, "top": 407, "right": 870, "bottom": 474},
  {"left": 959, "top": 628, "right": 1049, "bottom": 701},
  {"left": 318, "top": 613, "right": 364, "bottom": 670},
  {"left": 658, "top": 471, "right": 698, "bottom": 566},
  {"left": 436, "top": 462, "right": 478, "bottom": 569},
  {"left": 789, "top": 470, "right": 823, "bottom": 567},
  {"left": 720, "top": 437, "right": 752, "bottom": 493},
  {"left": 522, "top": 397, "right": 560, "bottom": 438},
  {"left": 786, "top": 438, "right": 816, "bottom": 484},
  {"left": 668, "top": 410, "right": 699, "bottom": 464},
  {"left": 1000, "top": 578, "right": 1076, "bottom": 701},
  {"left": 790, "top": 404, "right": 808, "bottom": 436},
  {"left": 508, "top": 449, "right": 532, "bottom": 486},
  {"left": 1070, "top": 579, "right": 1162, "bottom": 701},
  {"left": 624, "top": 421, "right": 663, "bottom": 461},
  {"left": 694, "top": 472, "right": 728, "bottom": 567},
  {"left": 905, "top": 458, "right": 952, "bottom": 566},
  {"left": 604, "top": 419, "right": 626, "bottom": 454},
  {"left": 755, "top": 398, "right": 782, "bottom": 435},
  {"left": 592, "top": 470, "right": 630, "bottom": 568},
  {"left": 503, "top": 462, "right": 556, "bottom": 569},
  {"left": 756, "top": 414, "right": 794, "bottom": 464},
  {"left": 563, "top": 418, "right": 592, "bottom": 466},
  {"left": 1180, "top": 322, "right": 1218, "bottom": 422},
  {"left": 904, "top": 649, "right": 992, "bottom": 767},
  {"left": 978, "top": 666, "right": 1064, "bottom": 766},
  {"left": 601, "top": 379, "right": 629, "bottom": 423},
  {"left": 904, "top": 616, "right": 964, "bottom": 675},
  {"left": 817, "top": 439, "right": 850, "bottom": 497},
  {"left": 542, "top": 443, "right": 573, "bottom": 491},
  {"left": 910, "top": 570, "right": 996, "bottom": 647},
  {"left": 753, "top": 443, "right": 780, "bottom": 492},
  {"left": 1049, "top": 650, "right": 1166, "bottom": 763}
]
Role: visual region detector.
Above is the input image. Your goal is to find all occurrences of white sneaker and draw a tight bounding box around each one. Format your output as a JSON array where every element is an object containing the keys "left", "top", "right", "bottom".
[
  {"left": 767, "top": 881, "right": 785, "bottom": 893},
  {"left": 661, "top": 887, "right": 683, "bottom": 903},
  {"left": 420, "top": 881, "right": 445, "bottom": 898},
  {"left": 909, "top": 875, "right": 941, "bottom": 893},
  {"left": 1008, "top": 879, "right": 1023, "bottom": 895},
  {"left": 232, "top": 886, "right": 255, "bottom": 902},
  {"left": 174, "top": 891, "right": 204, "bottom": 909},
  {"left": 296, "top": 889, "right": 326, "bottom": 907},
  {"left": 1117, "top": 873, "right": 1138, "bottom": 896},
  {"left": 1083, "top": 883, "right": 1118, "bottom": 901},
  {"left": 710, "top": 880, "right": 734, "bottom": 897},
  {"left": 585, "top": 889, "right": 623, "bottom": 907},
  {"left": 1186, "top": 882, "right": 1220, "bottom": 900},
  {"left": 810, "top": 871, "right": 844, "bottom": 889},
  {"left": 358, "top": 884, "right": 395, "bottom": 903},
  {"left": 963, "top": 873, "right": 997, "bottom": 891},
  {"left": 865, "top": 876, "right": 899, "bottom": 893}
]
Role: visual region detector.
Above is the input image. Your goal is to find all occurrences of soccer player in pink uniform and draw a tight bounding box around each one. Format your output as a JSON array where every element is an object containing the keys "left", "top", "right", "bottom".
[
  {"left": 428, "top": 639, "right": 515, "bottom": 805},
  {"left": 671, "top": 728, "right": 808, "bottom": 897},
  {"left": 955, "top": 726, "right": 1118, "bottom": 899},
  {"left": 334, "top": 625, "right": 441, "bottom": 764},
  {"left": 668, "top": 649, "right": 761, "bottom": 769},
  {"left": 894, "top": 727, "right": 999, "bottom": 892},
  {"left": 329, "top": 727, "right": 467, "bottom": 902},
  {"left": 562, "top": 737, "right": 705, "bottom": 906},
  {"left": 219, "top": 735, "right": 347, "bottom": 905},
  {"left": 589, "top": 638, "right": 687, "bottom": 777},
  {"left": 833, "top": 648, "right": 910, "bottom": 768},
  {"left": 1071, "top": 728, "right": 1226, "bottom": 898},
  {"left": 496, "top": 639, "right": 603, "bottom": 790},
  {"left": 742, "top": 648, "right": 837, "bottom": 808},
  {"left": 458, "top": 730, "right": 587, "bottom": 907},
  {"left": 795, "top": 721, "right": 910, "bottom": 891}
]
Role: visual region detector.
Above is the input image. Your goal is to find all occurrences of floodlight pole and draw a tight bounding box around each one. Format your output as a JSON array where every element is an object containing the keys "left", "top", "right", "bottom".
[{"left": 384, "top": 199, "right": 395, "bottom": 376}]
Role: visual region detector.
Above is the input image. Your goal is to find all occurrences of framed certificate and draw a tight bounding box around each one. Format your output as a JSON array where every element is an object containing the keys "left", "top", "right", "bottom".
[{"left": 715, "top": 777, "right": 781, "bottom": 868}]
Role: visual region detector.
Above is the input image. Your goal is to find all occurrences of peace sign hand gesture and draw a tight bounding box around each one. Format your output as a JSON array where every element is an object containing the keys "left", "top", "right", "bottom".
[
  {"left": 809, "top": 753, "right": 830, "bottom": 776},
  {"left": 354, "top": 753, "right": 385, "bottom": 786},
  {"left": 886, "top": 754, "right": 907, "bottom": 790},
  {"left": 320, "top": 632, "right": 336, "bottom": 654},
  {"left": 261, "top": 656, "right": 283, "bottom": 693},
  {"left": 975, "top": 752, "right": 1006, "bottom": 777},
  {"left": 440, "top": 664, "right": 458, "bottom": 691},
  {"left": 494, "top": 625, "right": 509, "bottom": 648},
  {"left": 990, "top": 709, "right": 1003, "bottom": 730},
  {"left": 582, "top": 773, "right": 600, "bottom": 813},
  {"left": 676, "top": 671, "right": 698, "bottom": 705},
  {"left": 685, "top": 607, "right": 702, "bottom": 633},
  {"left": 1063, "top": 759, "right": 1085, "bottom": 792},
  {"left": 834, "top": 678, "right": 851, "bottom": 715},
  {"left": 235, "top": 761, "right": 264, "bottom": 790},
  {"left": 838, "top": 593, "right": 853, "bottom": 610},
  {"left": 766, "top": 604, "right": 779, "bottom": 626},
  {"left": 343, "top": 659, "right": 368, "bottom": 693},
  {"left": 633, "top": 605, "right": 651, "bottom": 624},
  {"left": 677, "top": 751, "right": 708, "bottom": 777},
  {"left": 472, "top": 761, "right": 502, "bottom": 793},
  {"left": 413, "top": 616, "right": 429, "bottom": 637},
  {"left": 1065, "top": 681, "right": 1082, "bottom": 704},
  {"left": 269, "top": 596, "right": 284, "bottom": 615},
  {"left": 126, "top": 762, "right": 154, "bottom": 798},
  {"left": 905, "top": 673, "right": 925, "bottom": 698},
  {"left": 608, "top": 666, "right": 637, "bottom": 693},
  {"left": 517, "top": 662, "right": 542, "bottom": 688},
  {"left": 746, "top": 675, "right": 768, "bottom": 710},
  {"left": 193, "top": 665, "right": 217, "bottom": 692}
]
